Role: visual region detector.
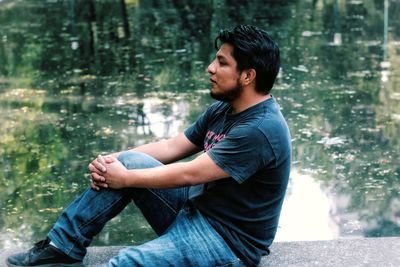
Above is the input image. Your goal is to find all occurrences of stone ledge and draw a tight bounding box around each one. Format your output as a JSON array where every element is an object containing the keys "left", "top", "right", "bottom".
[
  {"left": 1, "top": 237, "right": 399, "bottom": 266},
  {"left": 260, "top": 237, "right": 400, "bottom": 267}
]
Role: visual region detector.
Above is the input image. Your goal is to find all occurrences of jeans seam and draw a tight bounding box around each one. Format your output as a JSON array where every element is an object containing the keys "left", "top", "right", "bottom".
[
  {"left": 67, "top": 192, "right": 127, "bottom": 256},
  {"left": 147, "top": 188, "right": 180, "bottom": 215},
  {"left": 78, "top": 193, "right": 126, "bottom": 231},
  {"left": 48, "top": 231, "right": 77, "bottom": 259}
]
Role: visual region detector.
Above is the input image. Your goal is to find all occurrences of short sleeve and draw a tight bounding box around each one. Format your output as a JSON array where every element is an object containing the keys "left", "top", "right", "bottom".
[
  {"left": 184, "top": 102, "right": 222, "bottom": 148},
  {"left": 184, "top": 111, "right": 209, "bottom": 148},
  {"left": 207, "top": 126, "right": 275, "bottom": 183}
]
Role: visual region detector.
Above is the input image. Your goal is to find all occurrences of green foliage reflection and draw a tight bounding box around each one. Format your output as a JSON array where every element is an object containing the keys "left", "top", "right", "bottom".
[{"left": 0, "top": 0, "right": 399, "bottom": 248}]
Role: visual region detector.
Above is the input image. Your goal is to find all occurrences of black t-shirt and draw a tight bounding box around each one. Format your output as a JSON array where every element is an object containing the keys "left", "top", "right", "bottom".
[{"left": 184, "top": 97, "right": 292, "bottom": 266}]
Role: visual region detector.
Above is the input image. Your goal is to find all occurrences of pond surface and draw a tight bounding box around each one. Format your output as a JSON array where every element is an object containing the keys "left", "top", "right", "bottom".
[{"left": 0, "top": 0, "right": 399, "bottom": 249}]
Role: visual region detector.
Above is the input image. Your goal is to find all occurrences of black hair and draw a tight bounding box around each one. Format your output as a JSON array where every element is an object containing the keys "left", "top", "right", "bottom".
[{"left": 214, "top": 25, "right": 280, "bottom": 94}]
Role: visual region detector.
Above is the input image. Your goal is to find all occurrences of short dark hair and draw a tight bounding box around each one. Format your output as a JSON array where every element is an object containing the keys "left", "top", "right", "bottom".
[{"left": 215, "top": 25, "right": 280, "bottom": 94}]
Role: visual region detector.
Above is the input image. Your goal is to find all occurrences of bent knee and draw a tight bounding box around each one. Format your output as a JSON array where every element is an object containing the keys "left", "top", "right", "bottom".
[{"left": 117, "top": 151, "right": 162, "bottom": 169}]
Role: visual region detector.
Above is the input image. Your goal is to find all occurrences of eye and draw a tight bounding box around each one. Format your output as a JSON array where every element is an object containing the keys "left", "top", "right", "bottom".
[
  {"left": 216, "top": 55, "right": 229, "bottom": 66},
  {"left": 219, "top": 59, "right": 227, "bottom": 66}
]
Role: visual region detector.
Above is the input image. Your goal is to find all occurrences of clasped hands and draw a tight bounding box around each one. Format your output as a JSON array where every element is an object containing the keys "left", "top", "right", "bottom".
[{"left": 88, "top": 155, "right": 128, "bottom": 190}]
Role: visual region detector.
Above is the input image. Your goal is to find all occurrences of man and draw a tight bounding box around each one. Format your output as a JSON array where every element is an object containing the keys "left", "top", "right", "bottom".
[{"left": 7, "top": 25, "right": 291, "bottom": 267}]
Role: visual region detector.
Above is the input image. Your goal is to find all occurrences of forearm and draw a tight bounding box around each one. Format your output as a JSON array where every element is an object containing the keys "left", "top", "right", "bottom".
[
  {"left": 95, "top": 151, "right": 229, "bottom": 190},
  {"left": 120, "top": 153, "right": 227, "bottom": 189},
  {"left": 122, "top": 162, "right": 196, "bottom": 188}
]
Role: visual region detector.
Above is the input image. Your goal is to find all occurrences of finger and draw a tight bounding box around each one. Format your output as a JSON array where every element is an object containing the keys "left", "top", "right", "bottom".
[
  {"left": 91, "top": 173, "right": 108, "bottom": 188},
  {"left": 88, "top": 163, "right": 104, "bottom": 175},
  {"left": 97, "top": 155, "right": 108, "bottom": 172},
  {"left": 97, "top": 154, "right": 106, "bottom": 164},
  {"left": 91, "top": 157, "right": 107, "bottom": 173},
  {"left": 91, "top": 181, "right": 100, "bottom": 191},
  {"left": 91, "top": 172, "right": 106, "bottom": 183},
  {"left": 93, "top": 180, "right": 108, "bottom": 188},
  {"left": 91, "top": 177, "right": 108, "bottom": 189},
  {"left": 88, "top": 163, "right": 99, "bottom": 174},
  {"left": 104, "top": 156, "right": 115, "bottom": 164}
]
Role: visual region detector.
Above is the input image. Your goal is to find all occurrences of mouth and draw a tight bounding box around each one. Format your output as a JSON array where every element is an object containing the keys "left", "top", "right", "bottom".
[{"left": 210, "top": 78, "right": 216, "bottom": 84}]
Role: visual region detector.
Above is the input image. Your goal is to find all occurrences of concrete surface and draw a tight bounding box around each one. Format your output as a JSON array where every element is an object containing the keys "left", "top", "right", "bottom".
[{"left": 1, "top": 237, "right": 399, "bottom": 266}]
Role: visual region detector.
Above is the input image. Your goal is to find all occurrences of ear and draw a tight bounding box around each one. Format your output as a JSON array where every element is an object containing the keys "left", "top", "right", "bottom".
[{"left": 240, "top": 69, "right": 256, "bottom": 86}]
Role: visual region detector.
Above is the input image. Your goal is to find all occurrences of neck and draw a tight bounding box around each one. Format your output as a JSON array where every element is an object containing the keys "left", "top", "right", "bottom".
[{"left": 231, "top": 92, "right": 271, "bottom": 114}]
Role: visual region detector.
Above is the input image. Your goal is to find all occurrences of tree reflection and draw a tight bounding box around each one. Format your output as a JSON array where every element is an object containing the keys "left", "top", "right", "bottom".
[{"left": 0, "top": 0, "right": 399, "bottom": 248}]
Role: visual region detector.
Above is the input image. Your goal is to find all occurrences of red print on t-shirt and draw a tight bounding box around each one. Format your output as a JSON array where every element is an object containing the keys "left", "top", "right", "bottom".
[{"left": 204, "top": 130, "right": 225, "bottom": 151}]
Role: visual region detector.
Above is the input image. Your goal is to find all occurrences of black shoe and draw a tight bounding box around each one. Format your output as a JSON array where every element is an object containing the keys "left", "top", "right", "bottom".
[{"left": 6, "top": 238, "right": 83, "bottom": 267}]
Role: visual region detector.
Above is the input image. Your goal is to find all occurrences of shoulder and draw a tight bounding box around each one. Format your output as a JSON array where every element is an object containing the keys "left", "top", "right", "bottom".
[
  {"left": 257, "top": 101, "right": 292, "bottom": 161},
  {"left": 258, "top": 101, "right": 290, "bottom": 137},
  {"left": 207, "top": 101, "right": 230, "bottom": 114}
]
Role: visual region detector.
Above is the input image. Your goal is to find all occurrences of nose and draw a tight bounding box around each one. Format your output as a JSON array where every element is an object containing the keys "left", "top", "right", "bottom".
[{"left": 207, "top": 59, "right": 216, "bottom": 75}]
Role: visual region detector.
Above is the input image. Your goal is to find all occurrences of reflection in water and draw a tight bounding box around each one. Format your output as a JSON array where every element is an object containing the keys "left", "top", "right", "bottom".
[
  {"left": 141, "top": 97, "right": 189, "bottom": 139},
  {"left": 275, "top": 169, "right": 339, "bottom": 242},
  {"left": 381, "top": 0, "right": 390, "bottom": 83},
  {"left": 1, "top": 0, "right": 400, "bottom": 249}
]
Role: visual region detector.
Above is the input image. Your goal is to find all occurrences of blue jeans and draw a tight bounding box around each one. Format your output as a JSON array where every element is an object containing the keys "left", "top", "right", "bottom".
[{"left": 48, "top": 151, "right": 244, "bottom": 266}]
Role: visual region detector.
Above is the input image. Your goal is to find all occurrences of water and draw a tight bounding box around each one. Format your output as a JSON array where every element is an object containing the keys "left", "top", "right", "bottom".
[{"left": 0, "top": 0, "right": 399, "bottom": 249}]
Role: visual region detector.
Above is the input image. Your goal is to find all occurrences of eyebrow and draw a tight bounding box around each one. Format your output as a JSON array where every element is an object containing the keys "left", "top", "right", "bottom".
[{"left": 216, "top": 54, "right": 228, "bottom": 61}]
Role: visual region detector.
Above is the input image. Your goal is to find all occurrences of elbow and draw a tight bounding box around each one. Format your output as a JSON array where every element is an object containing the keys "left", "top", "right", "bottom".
[
  {"left": 182, "top": 172, "right": 200, "bottom": 186},
  {"left": 181, "top": 165, "right": 202, "bottom": 186}
]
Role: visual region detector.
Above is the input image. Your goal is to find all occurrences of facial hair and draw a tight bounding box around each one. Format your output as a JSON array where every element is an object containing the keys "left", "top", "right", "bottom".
[{"left": 210, "top": 81, "right": 243, "bottom": 103}]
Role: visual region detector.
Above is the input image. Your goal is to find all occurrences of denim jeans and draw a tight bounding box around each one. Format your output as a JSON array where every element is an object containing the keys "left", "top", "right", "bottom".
[{"left": 48, "top": 151, "right": 244, "bottom": 266}]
